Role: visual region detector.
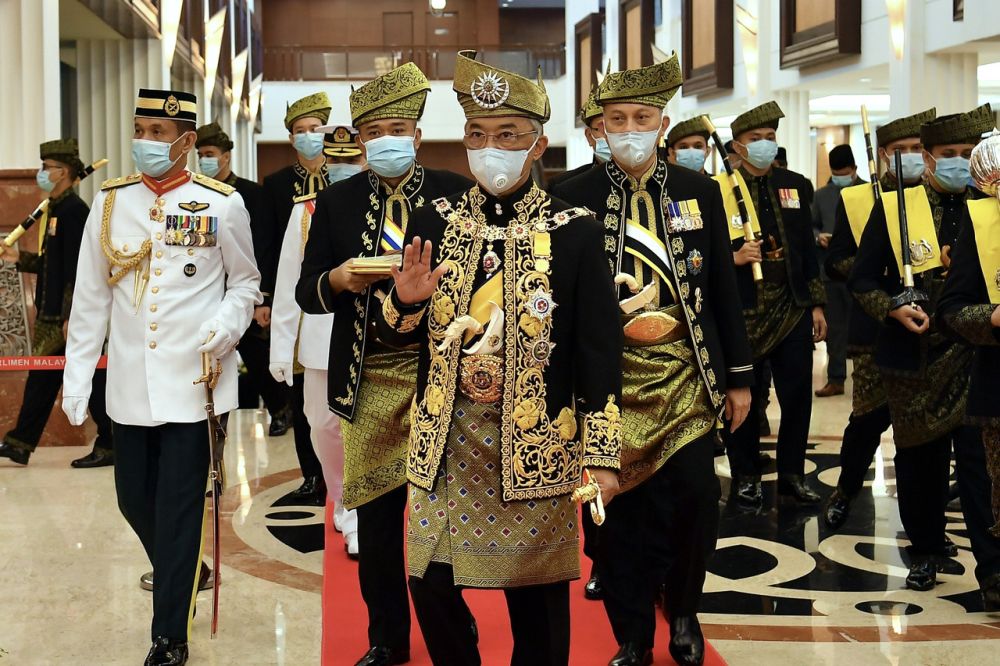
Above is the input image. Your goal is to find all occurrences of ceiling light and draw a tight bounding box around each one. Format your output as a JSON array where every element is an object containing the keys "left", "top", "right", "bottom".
[{"left": 859, "top": 77, "right": 872, "bottom": 83}]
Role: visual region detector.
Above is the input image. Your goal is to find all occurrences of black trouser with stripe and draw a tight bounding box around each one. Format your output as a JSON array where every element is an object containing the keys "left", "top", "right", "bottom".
[
  {"left": 835, "top": 404, "right": 892, "bottom": 497},
  {"left": 113, "top": 421, "right": 209, "bottom": 640}
]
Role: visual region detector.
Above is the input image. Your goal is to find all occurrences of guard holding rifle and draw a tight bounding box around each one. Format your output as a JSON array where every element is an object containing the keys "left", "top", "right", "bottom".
[{"left": 62, "top": 88, "right": 261, "bottom": 666}]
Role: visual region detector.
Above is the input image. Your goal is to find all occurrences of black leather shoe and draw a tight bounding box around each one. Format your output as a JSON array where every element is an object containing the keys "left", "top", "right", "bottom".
[
  {"left": 981, "top": 572, "right": 1000, "bottom": 611},
  {"left": 943, "top": 536, "right": 958, "bottom": 558},
  {"left": 777, "top": 475, "right": 821, "bottom": 503},
  {"left": 584, "top": 574, "right": 603, "bottom": 600},
  {"left": 0, "top": 441, "right": 30, "bottom": 465},
  {"left": 288, "top": 476, "right": 327, "bottom": 506},
  {"left": 144, "top": 636, "right": 188, "bottom": 666},
  {"left": 732, "top": 477, "right": 762, "bottom": 509},
  {"left": 71, "top": 448, "right": 114, "bottom": 468},
  {"left": 354, "top": 646, "right": 409, "bottom": 666},
  {"left": 268, "top": 409, "right": 291, "bottom": 437},
  {"left": 608, "top": 642, "right": 652, "bottom": 666},
  {"left": 906, "top": 558, "right": 938, "bottom": 591},
  {"left": 669, "top": 615, "right": 706, "bottom": 666},
  {"left": 824, "top": 488, "right": 852, "bottom": 529}
]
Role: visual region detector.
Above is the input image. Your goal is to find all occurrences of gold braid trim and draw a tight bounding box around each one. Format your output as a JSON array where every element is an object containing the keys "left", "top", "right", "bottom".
[
  {"left": 382, "top": 291, "right": 426, "bottom": 333},
  {"left": 944, "top": 304, "right": 1000, "bottom": 346},
  {"left": 581, "top": 396, "right": 623, "bottom": 469},
  {"left": 100, "top": 189, "right": 151, "bottom": 286}
]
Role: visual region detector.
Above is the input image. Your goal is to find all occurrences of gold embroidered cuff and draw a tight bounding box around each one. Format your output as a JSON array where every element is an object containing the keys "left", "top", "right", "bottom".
[
  {"left": 854, "top": 289, "right": 893, "bottom": 321},
  {"left": 383, "top": 290, "right": 426, "bottom": 333},
  {"left": 830, "top": 257, "right": 854, "bottom": 281},
  {"left": 944, "top": 305, "right": 1000, "bottom": 346},
  {"left": 808, "top": 278, "right": 827, "bottom": 306},
  {"left": 581, "top": 396, "right": 622, "bottom": 470}
]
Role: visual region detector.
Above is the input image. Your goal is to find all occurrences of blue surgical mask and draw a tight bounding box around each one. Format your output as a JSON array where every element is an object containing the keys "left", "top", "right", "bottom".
[
  {"left": 364, "top": 135, "right": 417, "bottom": 178},
  {"left": 675, "top": 148, "right": 707, "bottom": 172},
  {"left": 198, "top": 156, "right": 221, "bottom": 178},
  {"left": 326, "top": 163, "right": 363, "bottom": 184},
  {"left": 742, "top": 139, "right": 779, "bottom": 169},
  {"left": 594, "top": 138, "right": 612, "bottom": 163},
  {"left": 831, "top": 174, "right": 854, "bottom": 187},
  {"left": 293, "top": 132, "right": 325, "bottom": 160},
  {"left": 888, "top": 152, "right": 925, "bottom": 182},
  {"left": 132, "top": 135, "right": 186, "bottom": 178},
  {"left": 931, "top": 155, "right": 971, "bottom": 193},
  {"left": 36, "top": 168, "right": 56, "bottom": 192}
]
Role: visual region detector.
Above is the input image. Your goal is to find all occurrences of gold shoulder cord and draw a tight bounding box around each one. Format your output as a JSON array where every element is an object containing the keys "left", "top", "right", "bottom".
[{"left": 100, "top": 189, "right": 152, "bottom": 309}]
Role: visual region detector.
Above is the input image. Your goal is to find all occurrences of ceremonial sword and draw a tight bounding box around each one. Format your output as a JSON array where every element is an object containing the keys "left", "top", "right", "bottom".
[
  {"left": 701, "top": 117, "right": 763, "bottom": 282},
  {"left": 572, "top": 469, "right": 606, "bottom": 526},
  {"left": 3, "top": 158, "right": 109, "bottom": 248},
  {"left": 194, "top": 343, "right": 226, "bottom": 638},
  {"left": 888, "top": 149, "right": 930, "bottom": 315}
]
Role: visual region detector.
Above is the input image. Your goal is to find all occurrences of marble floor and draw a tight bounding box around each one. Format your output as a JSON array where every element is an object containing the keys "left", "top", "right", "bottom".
[{"left": 2, "top": 344, "right": 1000, "bottom": 665}]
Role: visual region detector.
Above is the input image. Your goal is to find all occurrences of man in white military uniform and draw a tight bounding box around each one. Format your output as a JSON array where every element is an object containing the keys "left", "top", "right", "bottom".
[
  {"left": 270, "top": 122, "right": 364, "bottom": 557},
  {"left": 62, "top": 88, "right": 260, "bottom": 666}
]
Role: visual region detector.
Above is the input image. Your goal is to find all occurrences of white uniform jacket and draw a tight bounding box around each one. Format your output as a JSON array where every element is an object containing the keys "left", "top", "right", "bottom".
[
  {"left": 271, "top": 196, "right": 333, "bottom": 371},
  {"left": 64, "top": 171, "right": 261, "bottom": 426}
]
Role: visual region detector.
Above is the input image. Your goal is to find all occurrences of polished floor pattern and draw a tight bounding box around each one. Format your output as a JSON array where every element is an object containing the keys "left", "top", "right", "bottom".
[{"left": 2, "top": 346, "right": 1000, "bottom": 665}]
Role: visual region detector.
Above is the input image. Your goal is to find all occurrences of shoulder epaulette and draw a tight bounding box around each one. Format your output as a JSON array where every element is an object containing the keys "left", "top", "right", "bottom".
[
  {"left": 293, "top": 192, "right": 317, "bottom": 204},
  {"left": 191, "top": 172, "right": 236, "bottom": 196},
  {"left": 101, "top": 173, "right": 142, "bottom": 191}
]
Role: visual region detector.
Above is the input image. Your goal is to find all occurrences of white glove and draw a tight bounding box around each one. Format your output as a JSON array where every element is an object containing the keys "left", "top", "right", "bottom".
[
  {"left": 270, "top": 361, "right": 294, "bottom": 386},
  {"left": 197, "top": 319, "right": 236, "bottom": 359},
  {"left": 62, "top": 396, "right": 89, "bottom": 426}
]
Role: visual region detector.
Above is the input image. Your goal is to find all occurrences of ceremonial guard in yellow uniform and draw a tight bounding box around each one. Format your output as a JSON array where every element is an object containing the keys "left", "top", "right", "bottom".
[
  {"left": 296, "top": 64, "right": 471, "bottom": 666},
  {"left": 551, "top": 56, "right": 753, "bottom": 666},
  {"left": 271, "top": 124, "right": 364, "bottom": 556},
  {"left": 62, "top": 89, "right": 261, "bottom": 665},
  {"left": 666, "top": 115, "right": 712, "bottom": 174},
  {"left": 546, "top": 86, "right": 609, "bottom": 191},
  {"left": 850, "top": 104, "right": 996, "bottom": 592},
  {"left": 1, "top": 139, "right": 113, "bottom": 468},
  {"left": 374, "top": 50, "right": 622, "bottom": 666},
  {"left": 724, "top": 102, "right": 828, "bottom": 510},
  {"left": 823, "top": 108, "right": 936, "bottom": 529}
]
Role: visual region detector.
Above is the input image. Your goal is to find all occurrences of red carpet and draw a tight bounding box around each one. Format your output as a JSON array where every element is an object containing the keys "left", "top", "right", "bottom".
[{"left": 321, "top": 500, "right": 726, "bottom": 665}]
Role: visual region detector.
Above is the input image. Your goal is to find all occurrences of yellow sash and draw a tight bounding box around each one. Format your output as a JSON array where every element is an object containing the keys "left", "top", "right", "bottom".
[
  {"left": 967, "top": 198, "right": 1000, "bottom": 305},
  {"left": 712, "top": 171, "right": 761, "bottom": 241},
  {"left": 37, "top": 208, "right": 50, "bottom": 254},
  {"left": 464, "top": 271, "right": 503, "bottom": 342},
  {"left": 840, "top": 183, "right": 878, "bottom": 245},
  {"left": 881, "top": 186, "right": 942, "bottom": 275}
]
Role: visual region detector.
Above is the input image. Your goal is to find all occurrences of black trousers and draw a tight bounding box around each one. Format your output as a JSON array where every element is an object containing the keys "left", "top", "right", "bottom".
[
  {"left": 3, "top": 366, "right": 112, "bottom": 452},
  {"left": 600, "top": 434, "right": 720, "bottom": 648},
  {"left": 356, "top": 484, "right": 410, "bottom": 651},
  {"left": 409, "top": 562, "right": 571, "bottom": 666},
  {"left": 290, "top": 372, "right": 322, "bottom": 479},
  {"left": 895, "top": 436, "right": 952, "bottom": 556},
  {"left": 953, "top": 425, "right": 1000, "bottom": 584},
  {"left": 237, "top": 327, "right": 288, "bottom": 417},
  {"left": 727, "top": 312, "right": 813, "bottom": 478},
  {"left": 581, "top": 501, "right": 599, "bottom": 566},
  {"left": 823, "top": 281, "right": 850, "bottom": 383},
  {"left": 113, "top": 420, "right": 209, "bottom": 640},
  {"left": 835, "top": 404, "right": 892, "bottom": 497}
]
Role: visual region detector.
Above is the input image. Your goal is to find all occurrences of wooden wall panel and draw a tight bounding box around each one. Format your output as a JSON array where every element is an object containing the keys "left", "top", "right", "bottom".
[
  {"left": 690, "top": 2, "right": 715, "bottom": 70},
  {"left": 794, "top": 0, "right": 836, "bottom": 32}
]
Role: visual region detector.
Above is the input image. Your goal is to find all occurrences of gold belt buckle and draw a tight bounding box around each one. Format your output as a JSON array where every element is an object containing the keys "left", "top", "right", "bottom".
[
  {"left": 459, "top": 355, "right": 503, "bottom": 404},
  {"left": 623, "top": 311, "right": 679, "bottom": 344}
]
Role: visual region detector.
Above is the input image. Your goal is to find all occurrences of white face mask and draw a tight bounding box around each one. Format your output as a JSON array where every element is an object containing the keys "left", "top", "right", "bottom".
[
  {"left": 606, "top": 129, "right": 661, "bottom": 168},
  {"left": 466, "top": 139, "right": 537, "bottom": 196}
]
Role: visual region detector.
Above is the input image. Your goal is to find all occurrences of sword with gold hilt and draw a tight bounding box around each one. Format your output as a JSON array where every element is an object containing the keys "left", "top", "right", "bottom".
[
  {"left": 572, "top": 469, "right": 606, "bottom": 526},
  {"left": 888, "top": 149, "right": 930, "bottom": 316},
  {"left": 3, "top": 158, "right": 109, "bottom": 248},
  {"left": 194, "top": 339, "right": 226, "bottom": 638},
  {"left": 701, "top": 117, "right": 763, "bottom": 282}
]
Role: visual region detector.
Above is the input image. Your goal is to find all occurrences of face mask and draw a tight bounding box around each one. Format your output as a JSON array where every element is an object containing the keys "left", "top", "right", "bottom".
[
  {"left": 132, "top": 135, "right": 187, "bottom": 178},
  {"left": 887, "top": 152, "right": 925, "bottom": 182},
  {"left": 675, "top": 148, "right": 707, "bottom": 172},
  {"left": 607, "top": 129, "right": 661, "bottom": 168},
  {"left": 36, "top": 168, "right": 56, "bottom": 193},
  {"left": 594, "top": 138, "right": 612, "bottom": 163},
  {"left": 831, "top": 174, "right": 854, "bottom": 187},
  {"left": 364, "top": 135, "right": 417, "bottom": 178},
  {"left": 467, "top": 140, "right": 536, "bottom": 196},
  {"left": 198, "top": 157, "right": 221, "bottom": 178},
  {"left": 293, "top": 132, "right": 325, "bottom": 160},
  {"left": 742, "top": 139, "right": 779, "bottom": 169},
  {"left": 326, "top": 163, "right": 363, "bottom": 184},
  {"left": 931, "top": 155, "right": 970, "bottom": 193}
]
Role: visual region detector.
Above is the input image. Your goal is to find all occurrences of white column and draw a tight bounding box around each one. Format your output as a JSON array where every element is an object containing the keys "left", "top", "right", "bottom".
[
  {"left": 0, "top": 0, "right": 62, "bottom": 168},
  {"left": 563, "top": 0, "right": 601, "bottom": 170},
  {"left": 774, "top": 89, "right": 812, "bottom": 180}
]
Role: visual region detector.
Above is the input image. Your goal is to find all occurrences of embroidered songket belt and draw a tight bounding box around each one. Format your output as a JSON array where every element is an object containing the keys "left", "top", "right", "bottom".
[{"left": 459, "top": 354, "right": 503, "bottom": 404}]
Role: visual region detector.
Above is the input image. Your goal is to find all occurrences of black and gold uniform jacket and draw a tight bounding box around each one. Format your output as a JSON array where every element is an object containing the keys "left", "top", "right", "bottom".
[
  {"left": 731, "top": 166, "right": 825, "bottom": 311},
  {"left": 374, "top": 181, "right": 623, "bottom": 502},
  {"left": 551, "top": 157, "right": 754, "bottom": 409},
  {"left": 225, "top": 173, "right": 269, "bottom": 303},
  {"left": 15, "top": 189, "right": 89, "bottom": 324},
  {"left": 296, "top": 165, "right": 472, "bottom": 420},
  {"left": 937, "top": 208, "right": 1000, "bottom": 423}
]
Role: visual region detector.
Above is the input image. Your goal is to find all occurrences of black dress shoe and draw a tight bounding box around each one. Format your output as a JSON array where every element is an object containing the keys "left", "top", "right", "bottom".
[
  {"left": 71, "top": 448, "right": 114, "bottom": 468},
  {"left": 0, "top": 441, "right": 30, "bottom": 465},
  {"left": 354, "top": 646, "right": 410, "bottom": 666},
  {"left": 288, "top": 476, "right": 327, "bottom": 506},
  {"left": 732, "top": 477, "right": 762, "bottom": 509},
  {"left": 608, "top": 642, "right": 652, "bottom": 666},
  {"left": 906, "top": 558, "right": 938, "bottom": 591},
  {"left": 943, "top": 536, "right": 958, "bottom": 558},
  {"left": 669, "top": 615, "right": 706, "bottom": 666},
  {"left": 824, "top": 488, "right": 852, "bottom": 529},
  {"left": 584, "top": 574, "right": 604, "bottom": 600},
  {"left": 980, "top": 572, "right": 1000, "bottom": 611},
  {"left": 777, "top": 475, "right": 821, "bottom": 503},
  {"left": 268, "top": 409, "right": 292, "bottom": 437},
  {"left": 144, "top": 636, "right": 188, "bottom": 666}
]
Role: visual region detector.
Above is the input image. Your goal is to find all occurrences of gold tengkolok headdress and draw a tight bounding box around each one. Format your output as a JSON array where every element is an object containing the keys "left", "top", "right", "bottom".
[
  {"left": 667, "top": 115, "right": 711, "bottom": 147},
  {"left": 284, "top": 92, "right": 332, "bottom": 131},
  {"left": 579, "top": 85, "right": 602, "bottom": 125},
  {"left": 453, "top": 50, "right": 550, "bottom": 122},
  {"left": 596, "top": 53, "right": 681, "bottom": 109},
  {"left": 921, "top": 103, "right": 996, "bottom": 148},
  {"left": 876, "top": 108, "right": 936, "bottom": 147},
  {"left": 350, "top": 63, "right": 431, "bottom": 127},
  {"left": 730, "top": 101, "right": 785, "bottom": 140},
  {"left": 39, "top": 138, "right": 85, "bottom": 175}
]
